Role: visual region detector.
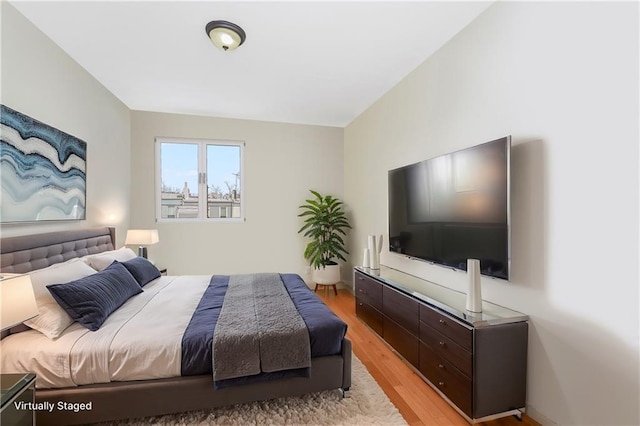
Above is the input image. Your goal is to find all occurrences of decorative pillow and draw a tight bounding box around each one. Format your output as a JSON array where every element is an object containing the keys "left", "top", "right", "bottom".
[
  {"left": 119, "top": 257, "right": 161, "bottom": 287},
  {"left": 24, "top": 259, "right": 98, "bottom": 339},
  {"left": 46, "top": 262, "right": 143, "bottom": 332},
  {"left": 83, "top": 247, "right": 137, "bottom": 271}
]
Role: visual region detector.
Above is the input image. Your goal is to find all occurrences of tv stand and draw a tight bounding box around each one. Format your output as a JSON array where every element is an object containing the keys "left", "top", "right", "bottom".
[{"left": 354, "top": 266, "right": 528, "bottom": 423}]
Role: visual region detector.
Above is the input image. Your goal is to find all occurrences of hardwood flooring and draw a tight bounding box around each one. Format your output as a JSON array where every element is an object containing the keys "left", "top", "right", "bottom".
[{"left": 316, "top": 288, "right": 539, "bottom": 426}]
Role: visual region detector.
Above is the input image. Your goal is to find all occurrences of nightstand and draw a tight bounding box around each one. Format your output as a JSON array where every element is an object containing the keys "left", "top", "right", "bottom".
[{"left": 1, "top": 373, "right": 36, "bottom": 426}]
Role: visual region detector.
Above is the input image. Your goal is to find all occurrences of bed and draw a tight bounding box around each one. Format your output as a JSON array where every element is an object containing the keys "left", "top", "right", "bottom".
[{"left": 0, "top": 227, "right": 351, "bottom": 425}]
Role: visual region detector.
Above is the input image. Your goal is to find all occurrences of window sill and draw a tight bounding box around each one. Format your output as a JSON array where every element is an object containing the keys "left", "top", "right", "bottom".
[{"left": 156, "top": 217, "right": 246, "bottom": 224}]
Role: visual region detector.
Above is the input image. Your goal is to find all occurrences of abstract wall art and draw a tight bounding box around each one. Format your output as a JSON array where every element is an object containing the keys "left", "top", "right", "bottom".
[{"left": 0, "top": 105, "right": 87, "bottom": 222}]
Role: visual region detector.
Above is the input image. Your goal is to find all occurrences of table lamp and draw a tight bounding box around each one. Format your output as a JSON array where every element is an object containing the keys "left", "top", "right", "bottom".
[
  {"left": 0, "top": 273, "right": 38, "bottom": 331},
  {"left": 125, "top": 229, "right": 159, "bottom": 258}
]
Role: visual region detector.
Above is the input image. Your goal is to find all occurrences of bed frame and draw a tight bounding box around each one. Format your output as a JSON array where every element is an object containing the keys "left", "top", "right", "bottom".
[{"left": 0, "top": 227, "right": 352, "bottom": 425}]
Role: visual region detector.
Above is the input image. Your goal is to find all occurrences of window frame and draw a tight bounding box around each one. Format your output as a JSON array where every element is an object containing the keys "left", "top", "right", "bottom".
[{"left": 155, "top": 137, "right": 245, "bottom": 223}]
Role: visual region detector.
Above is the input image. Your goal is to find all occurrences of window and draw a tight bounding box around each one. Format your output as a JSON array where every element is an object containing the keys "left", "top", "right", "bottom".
[{"left": 156, "top": 138, "right": 244, "bottom": 222}]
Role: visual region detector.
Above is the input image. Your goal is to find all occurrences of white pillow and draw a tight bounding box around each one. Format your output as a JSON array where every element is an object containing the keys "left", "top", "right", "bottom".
[
  {"left": 23, "top": 258, "right": 97, "bottom": 339},
  {"left": 82, "top": 247, "right": 137, "bottom": 271}
]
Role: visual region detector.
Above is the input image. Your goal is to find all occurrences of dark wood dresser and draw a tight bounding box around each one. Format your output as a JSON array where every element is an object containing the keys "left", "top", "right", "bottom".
[{"left": 354, "top": 266, "right": 528, "bottom": 423}]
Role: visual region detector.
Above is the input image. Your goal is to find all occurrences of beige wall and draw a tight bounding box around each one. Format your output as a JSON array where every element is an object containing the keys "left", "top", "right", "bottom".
[
  {"left": 345, "top": 2, "right": 638, "bottom": 425},
  {"left": 130, "top": 111, "right": 344, "bottom": 279},
  {"left": 0, "top": 3, "right": 131, "bottom": 245}
]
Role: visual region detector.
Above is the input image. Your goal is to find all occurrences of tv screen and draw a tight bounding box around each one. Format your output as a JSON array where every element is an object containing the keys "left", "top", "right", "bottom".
[{"left": 388, "top": 136, "right": 511, "bottom": 280}]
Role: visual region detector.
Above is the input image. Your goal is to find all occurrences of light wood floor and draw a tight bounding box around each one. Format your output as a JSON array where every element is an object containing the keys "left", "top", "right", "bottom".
[{"left": 316, "top": 288, "right": 539, "bottom": 426}]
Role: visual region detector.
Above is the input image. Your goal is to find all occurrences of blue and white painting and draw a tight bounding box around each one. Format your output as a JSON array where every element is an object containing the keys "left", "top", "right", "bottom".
[{"left": 0, "top": 105, "right": 86, "bottom": 222}]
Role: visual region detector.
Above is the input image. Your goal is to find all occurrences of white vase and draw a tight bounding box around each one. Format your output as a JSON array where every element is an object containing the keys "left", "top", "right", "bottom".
[
  {"left": 362, "top": 248, "right": 370, "bottom": 268},
  {"left": 367, "top": 235, "right": 383, "bottom": 270},
  {"left": 312, "top": 264, "right": 341, "bottom": 284},
  {"left": 466, "top": 259, "right": 482, "bottom": 313}
]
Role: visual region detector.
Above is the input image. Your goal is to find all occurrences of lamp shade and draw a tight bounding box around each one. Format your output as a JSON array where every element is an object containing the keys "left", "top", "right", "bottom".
[
  {"left": 0, "top": 273, "right": 38, "bottom": 331},
  {"left": 205, "top": 20, "right": 246, "bottom": 51},
  {"left": 125, "top": 229, "right": 160, "bottom": 246}
]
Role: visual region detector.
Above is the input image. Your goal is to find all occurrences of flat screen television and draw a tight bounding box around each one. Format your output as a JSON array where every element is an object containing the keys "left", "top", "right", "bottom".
[{"left": 388, "top": 136, "right": 511, "bottom": 280}]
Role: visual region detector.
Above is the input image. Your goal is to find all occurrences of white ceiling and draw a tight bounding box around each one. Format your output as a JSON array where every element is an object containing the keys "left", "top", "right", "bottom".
[{"left": 10, "top": 1, "right": 492, "bottom": 127}]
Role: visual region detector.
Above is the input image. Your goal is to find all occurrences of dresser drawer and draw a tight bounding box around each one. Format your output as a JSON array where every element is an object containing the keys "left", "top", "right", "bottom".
[
  {"left": 420, "top": 304, "right": 472, "bottom": 351},
  {"left": 420, "top": 322, "right": 472, "bottom": 378},
  {"left": 383, "top": 316, "right": 419, "bottom": 367},
  {"left": 356, "top": 298, "right": 383, "bottom": 336},
  {"left": 354, "top": 271, "right": 383, "bottom": 311},
  {"left": 419, "top": 342, "right": 472, "bottom": 417},
  {"left": 382, "top": 286, "right": 419, "bottom": 336}
]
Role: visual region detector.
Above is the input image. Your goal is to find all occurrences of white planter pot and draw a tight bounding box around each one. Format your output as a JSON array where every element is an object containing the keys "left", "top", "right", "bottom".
[{"left": 312, "top": 264, "right": 341, "bottom": 284}]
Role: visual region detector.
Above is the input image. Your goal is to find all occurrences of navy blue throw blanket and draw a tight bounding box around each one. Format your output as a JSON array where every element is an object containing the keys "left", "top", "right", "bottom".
[{"left": 181, "top": 273, "right": 347, "bottom": 388}]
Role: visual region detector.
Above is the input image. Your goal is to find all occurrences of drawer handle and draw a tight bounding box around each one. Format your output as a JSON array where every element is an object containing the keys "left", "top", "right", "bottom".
[
  {"left": 359, "top": 303, "right": 363, "bottom": 306},
  {"left": 439, "top": 341, "right": 445, "bottom": 346},
  {"left": 438, "top": 381, "right": 445, "bottom": 387},
  {"left": 438, "top": 364, "right": 444, "bottom": 369},
  {"left": 358, "top": 277, "right": 364, "bottom": 280},
  {"left": 439, "top": 319, "right": 445, "bottom": 324},
  {"left": 358, "top": 289, "right": 364, "bottom": 294}
]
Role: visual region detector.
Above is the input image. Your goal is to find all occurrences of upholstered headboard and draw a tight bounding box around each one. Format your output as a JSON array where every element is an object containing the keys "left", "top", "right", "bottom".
[
  {"left": 0, "top": 227, "right": 116, "bottom": 339},
  {"left": 0, "top": 227, "right": 115, "bottom": 273}
]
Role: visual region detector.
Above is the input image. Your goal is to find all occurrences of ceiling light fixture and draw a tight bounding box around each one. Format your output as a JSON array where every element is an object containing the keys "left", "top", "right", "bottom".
[{"left": 205, "top": 20, "right": 246, "bottom": 51}]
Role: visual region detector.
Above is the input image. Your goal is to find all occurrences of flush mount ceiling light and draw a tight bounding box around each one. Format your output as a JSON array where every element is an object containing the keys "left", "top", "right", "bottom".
[{"left": 205, "top": 20, "right": 246, "bottom": 51}]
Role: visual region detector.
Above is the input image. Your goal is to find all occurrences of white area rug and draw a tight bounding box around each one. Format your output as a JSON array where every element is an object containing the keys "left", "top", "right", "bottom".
[{"left": 105, "top": 355, "right": 407, "bottom": 425}]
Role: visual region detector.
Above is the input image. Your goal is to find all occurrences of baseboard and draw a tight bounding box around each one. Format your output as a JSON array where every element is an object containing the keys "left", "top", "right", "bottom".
[
  {"left": 337, "top": 281, "right": 354, "bottom": 293},
  {"left": 525, "top": 405, "right": 558, "bottom": 426}
]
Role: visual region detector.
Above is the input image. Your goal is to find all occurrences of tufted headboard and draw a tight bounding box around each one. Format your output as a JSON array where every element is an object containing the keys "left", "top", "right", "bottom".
[
  {"left": 0, "top": 227, "right": 116, "bottom": 339},
  {"left": 0, "top": 227, "right": 115, "bottom": 273}
]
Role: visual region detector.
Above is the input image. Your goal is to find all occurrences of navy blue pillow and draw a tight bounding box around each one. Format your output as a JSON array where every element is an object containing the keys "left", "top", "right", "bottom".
[
  {"left": 119, "top": 257, "right": 161, "bottom": 287},
  {"left": 47, "top": 262, "right": 143, "bottom": 331}
]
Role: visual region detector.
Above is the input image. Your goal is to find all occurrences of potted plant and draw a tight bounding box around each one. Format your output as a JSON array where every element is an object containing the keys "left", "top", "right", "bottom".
[{"left": 298, "top": 190, "right": 352, "bottom": 284}]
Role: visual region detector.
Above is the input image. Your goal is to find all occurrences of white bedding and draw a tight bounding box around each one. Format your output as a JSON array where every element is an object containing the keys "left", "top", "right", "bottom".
[{"left": 0, "top": 275, "right": 211, "bottom": 389}]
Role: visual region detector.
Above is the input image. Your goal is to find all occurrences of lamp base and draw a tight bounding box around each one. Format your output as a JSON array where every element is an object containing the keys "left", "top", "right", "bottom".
[{"left": 138, "top": 246, "right": 148, "bottom": 258}]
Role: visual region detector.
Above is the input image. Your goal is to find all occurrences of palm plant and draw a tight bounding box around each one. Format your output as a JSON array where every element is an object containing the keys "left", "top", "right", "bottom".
[{"left": 298, "top": 190, "right": 351, "bottom": 269}]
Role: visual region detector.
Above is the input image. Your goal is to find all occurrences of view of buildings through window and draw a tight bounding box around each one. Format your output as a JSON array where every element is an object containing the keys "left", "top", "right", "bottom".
[{"left": 157, "top": 139, "right": 243, "bottom": 220}]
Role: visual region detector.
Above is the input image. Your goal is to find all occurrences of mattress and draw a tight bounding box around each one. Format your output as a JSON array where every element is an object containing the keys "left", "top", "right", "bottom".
[
  {"left": 0, "top": 274, "right": 347, "bottom": 389},
  {"left": 1, "top": 275, "right": 210, "bottom": 388}
]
